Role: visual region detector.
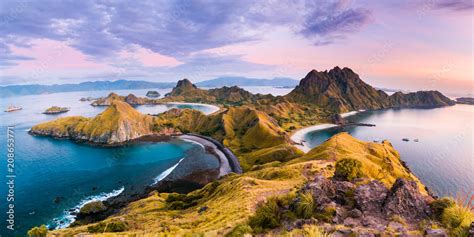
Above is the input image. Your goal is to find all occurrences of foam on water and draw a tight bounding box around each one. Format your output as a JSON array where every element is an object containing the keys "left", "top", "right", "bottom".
[
  {"left": 49, "top": 186, "right": 124, "bottom": 229},
  {"left": 152, "top": 158, "right": 185, "bottom": 185}
]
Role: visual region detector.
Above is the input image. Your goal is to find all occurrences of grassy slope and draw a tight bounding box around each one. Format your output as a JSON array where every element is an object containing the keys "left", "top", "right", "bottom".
[
  {"left": 290, "top": 132, "right": 426, "bottom": 191},
  {"left": 51, "top": 132, "right": 430, "bottom": 236},
  {"left": 31, "top": 101, "right": 155, "bottom": 143}
]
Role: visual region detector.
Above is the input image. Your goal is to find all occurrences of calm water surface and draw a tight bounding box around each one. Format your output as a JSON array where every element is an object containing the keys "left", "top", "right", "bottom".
[{"left": 304, "top": 105, "right": 473, "bottom": 197}]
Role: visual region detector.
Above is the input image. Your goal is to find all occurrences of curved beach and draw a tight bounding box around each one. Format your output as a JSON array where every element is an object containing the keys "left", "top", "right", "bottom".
[
  {"left": 290, "top": 110, "right": 364, "bottom": 152},
  {"left": 165, "top": 102, "right": 220, "bottom": 115}
]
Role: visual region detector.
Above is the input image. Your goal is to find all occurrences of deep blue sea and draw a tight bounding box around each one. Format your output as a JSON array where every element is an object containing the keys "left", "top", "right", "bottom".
[{"left": 0, "top": 88, "right": 219, "bottom": 236}]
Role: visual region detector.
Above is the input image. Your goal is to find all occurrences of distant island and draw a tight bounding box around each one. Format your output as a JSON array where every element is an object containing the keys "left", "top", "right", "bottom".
[
  {"left": 43, "top": 106, "right": 70, "bottom": 114},
  {"left": 0, "top": 80, "right": 175, "bottom": 98},
  {"left": 455, "top": 97, "right": 474, "bottom": 105},
  {"left": 0, "top": 77, "right": 299, "bottom": 98}
]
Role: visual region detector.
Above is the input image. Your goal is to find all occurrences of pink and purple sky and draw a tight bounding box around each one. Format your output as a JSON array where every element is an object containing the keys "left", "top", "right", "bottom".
[{"left": 0, "top": 0, "right": 472, "bottom": 96}]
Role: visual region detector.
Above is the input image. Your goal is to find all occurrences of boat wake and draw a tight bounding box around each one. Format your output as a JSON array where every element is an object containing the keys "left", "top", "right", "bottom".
[
  {"left": 152, "top": 158, "right": 185, "bottom": 185},
  {"left": 49, "top": 186, "right": 125, "bottom": 229}
]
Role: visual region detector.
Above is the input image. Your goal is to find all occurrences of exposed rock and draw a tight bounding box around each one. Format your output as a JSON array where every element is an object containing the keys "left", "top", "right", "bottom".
[
  {"left": 146, "top": 90, "right": 160, "bottom": 98},
  {"left": 387, "top": 221, "right": 406, "bottom": 233},
  {"left": 343, "top": 217, "right": 359, "bottom": 227},
  {"left": 384, "top": 178, "right": 431, "bottom": 221},
  {"left": 354, "top": 180, "right": 388, "bottom": 214},
  {"left": 347, "top": 208, "right": 362, "bottom": 218},
  {"left": 424, "top": 228, "right": 448, "bottom": 237},
  {"left": 333, "top": 180, "right": 355, "bottom": 206},
  {"left": 304, "top": 175, "right": 336, "bottom": 207},
  {"left": 330, "top": 113, "right": 345, "bottom": 125}
]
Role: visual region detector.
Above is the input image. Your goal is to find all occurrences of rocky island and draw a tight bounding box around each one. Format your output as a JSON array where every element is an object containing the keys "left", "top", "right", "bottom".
[
  {"left": 455, "top": 97, "right": 474, "bottom": 105},
  {"left": 42, "top": 106, "right": 70, "bottom": 114},
  {"left": 29, "top": 67, "right": 471, "bottom": 236},
  {"left": 146, "top": 90, "right": 160, "bottom": 98}
]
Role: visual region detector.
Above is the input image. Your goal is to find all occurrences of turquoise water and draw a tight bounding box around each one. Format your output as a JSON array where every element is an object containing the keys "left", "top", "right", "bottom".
[
  {"left": 303, "top": 105, "right": 473, "bottom": 197},
  {"left": 0, "top": 89, "right": 216, "bottom": 235}
]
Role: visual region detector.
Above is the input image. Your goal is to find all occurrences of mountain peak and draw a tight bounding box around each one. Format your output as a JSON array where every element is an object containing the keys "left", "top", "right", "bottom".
[{"left": 176, "top": 78, "right": 196, "bottom": 89}]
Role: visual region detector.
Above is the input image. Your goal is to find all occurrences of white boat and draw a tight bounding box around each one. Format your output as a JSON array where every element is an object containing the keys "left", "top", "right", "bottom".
[{"left": 4, "top": 105, "right": 22, "bottom": 112}]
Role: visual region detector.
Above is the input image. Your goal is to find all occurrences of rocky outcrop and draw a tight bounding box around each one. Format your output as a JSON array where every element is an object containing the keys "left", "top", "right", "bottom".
[
  {"left": 298, "top": 175, "right": 439, "bottom": 234},
  {"left": 383, "top": 178, "right": 431, "bottom": 220},
  {"left": 146, "top": 90, "right": 160, "bottom": 98},
  {"left": 354, "top": 180, "right": 388, "bottom": 214}
]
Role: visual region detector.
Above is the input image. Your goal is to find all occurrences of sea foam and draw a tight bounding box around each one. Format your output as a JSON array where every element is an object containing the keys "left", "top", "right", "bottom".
[
  {"left": 152, "top": 158, "right": 185, "bottom": 185},
  {"left": 50, "top": 186, "right": 124, "bottom": 229}
]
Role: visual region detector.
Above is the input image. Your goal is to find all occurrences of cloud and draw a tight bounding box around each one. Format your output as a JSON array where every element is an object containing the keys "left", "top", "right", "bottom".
[
  {"left": 0, "top": 40, "right": 34, "bottom": 66},
  {"left": 0, "top": 0, "right": 372, "bottom": 63},
  {"left": 434, "top": 0, "right": 474, "bottom": 11},
  {"left": 300, "top": 2, "right": 372, "bottom": 44}
]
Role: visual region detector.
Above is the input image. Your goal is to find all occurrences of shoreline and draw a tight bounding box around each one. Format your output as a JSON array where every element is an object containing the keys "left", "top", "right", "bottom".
[
  {"left": 164, "top": 102, "right": 221, "bottom": 115},
  {"left": 290, "top": 110, "right": 365, "bottom": 153},
  {"left": 52, "top": 132, "right": 241, "bottom": 229}
]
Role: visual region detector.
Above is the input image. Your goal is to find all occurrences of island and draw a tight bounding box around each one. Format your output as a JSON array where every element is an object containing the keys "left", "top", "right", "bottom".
[
  {"left": 42, "top": 106, "right": 70, "bottom": 114},
  {"left": 146, "top": 90, "right": 161, "bottom": 98},
  {"left": 455, "top": 97, "right": 474, "bottom": 105},
  {"left": 29, "top": 67, "right": 471, "bottom": 236}
]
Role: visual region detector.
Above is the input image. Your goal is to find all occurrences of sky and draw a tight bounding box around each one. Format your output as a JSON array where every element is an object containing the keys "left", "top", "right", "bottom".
[{"left": 0, "top": 0, "right": 472, "bottom": 96}]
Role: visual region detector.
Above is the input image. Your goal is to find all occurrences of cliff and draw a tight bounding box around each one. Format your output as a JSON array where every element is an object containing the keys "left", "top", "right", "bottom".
[{"left": 30, "top": 100, "right": 156, "bottom": 144}]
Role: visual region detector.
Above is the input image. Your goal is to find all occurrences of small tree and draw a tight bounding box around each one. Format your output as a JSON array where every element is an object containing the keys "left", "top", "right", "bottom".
[
  {"left": 27, "top": 224, "right": 48, "bottom": 237},
  {"left": 334, "top": 158, "right": 363, "bottom": 181}
]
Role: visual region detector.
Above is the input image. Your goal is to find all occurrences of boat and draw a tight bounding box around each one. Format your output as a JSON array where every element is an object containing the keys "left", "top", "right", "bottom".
[
  {"left": 414, "top": 139, "right": 419, "bottom": 142},
  {"left": 4, "top": 105, "right": 22, "bottom": 112},
  {"left": 402, "top": 138, "right": 409, "bottom": 142}
]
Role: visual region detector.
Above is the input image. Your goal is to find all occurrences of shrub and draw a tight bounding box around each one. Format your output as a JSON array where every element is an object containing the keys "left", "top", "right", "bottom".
[
  {"left": 334, "top": 158, "right": 363, "bottom": 181},
  {"left": 287, "top": 225, "right": 330, "bottom": 237},
  {"left": 87, "top": 220, "right": 128, "bottom": 233},
  {"left": 295, "top": 191, "right": 315, "bottom": 219},
  {"left": 441, "top": 202, "right": 473, "bottom": 236},
  {"left": 248, "top": 197, "right": 281, "bottom": 233},
  {"left": 226, "top": 224, "right": 253, "bottom": 237},
  {"left": 430, "top": 197, "right": 455, "bottom": 220},
  {"left": 27, "top": 225, "right": 48, "bottom": 237},
  {"left": 314, "top": 206, "right": 336, "bottom": 222},
  {"left": 80, "top": 201, "right": 106, "bottom": 214},
  {"left": 166, "top": 192, "right": 203, "bottom": 210}
]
